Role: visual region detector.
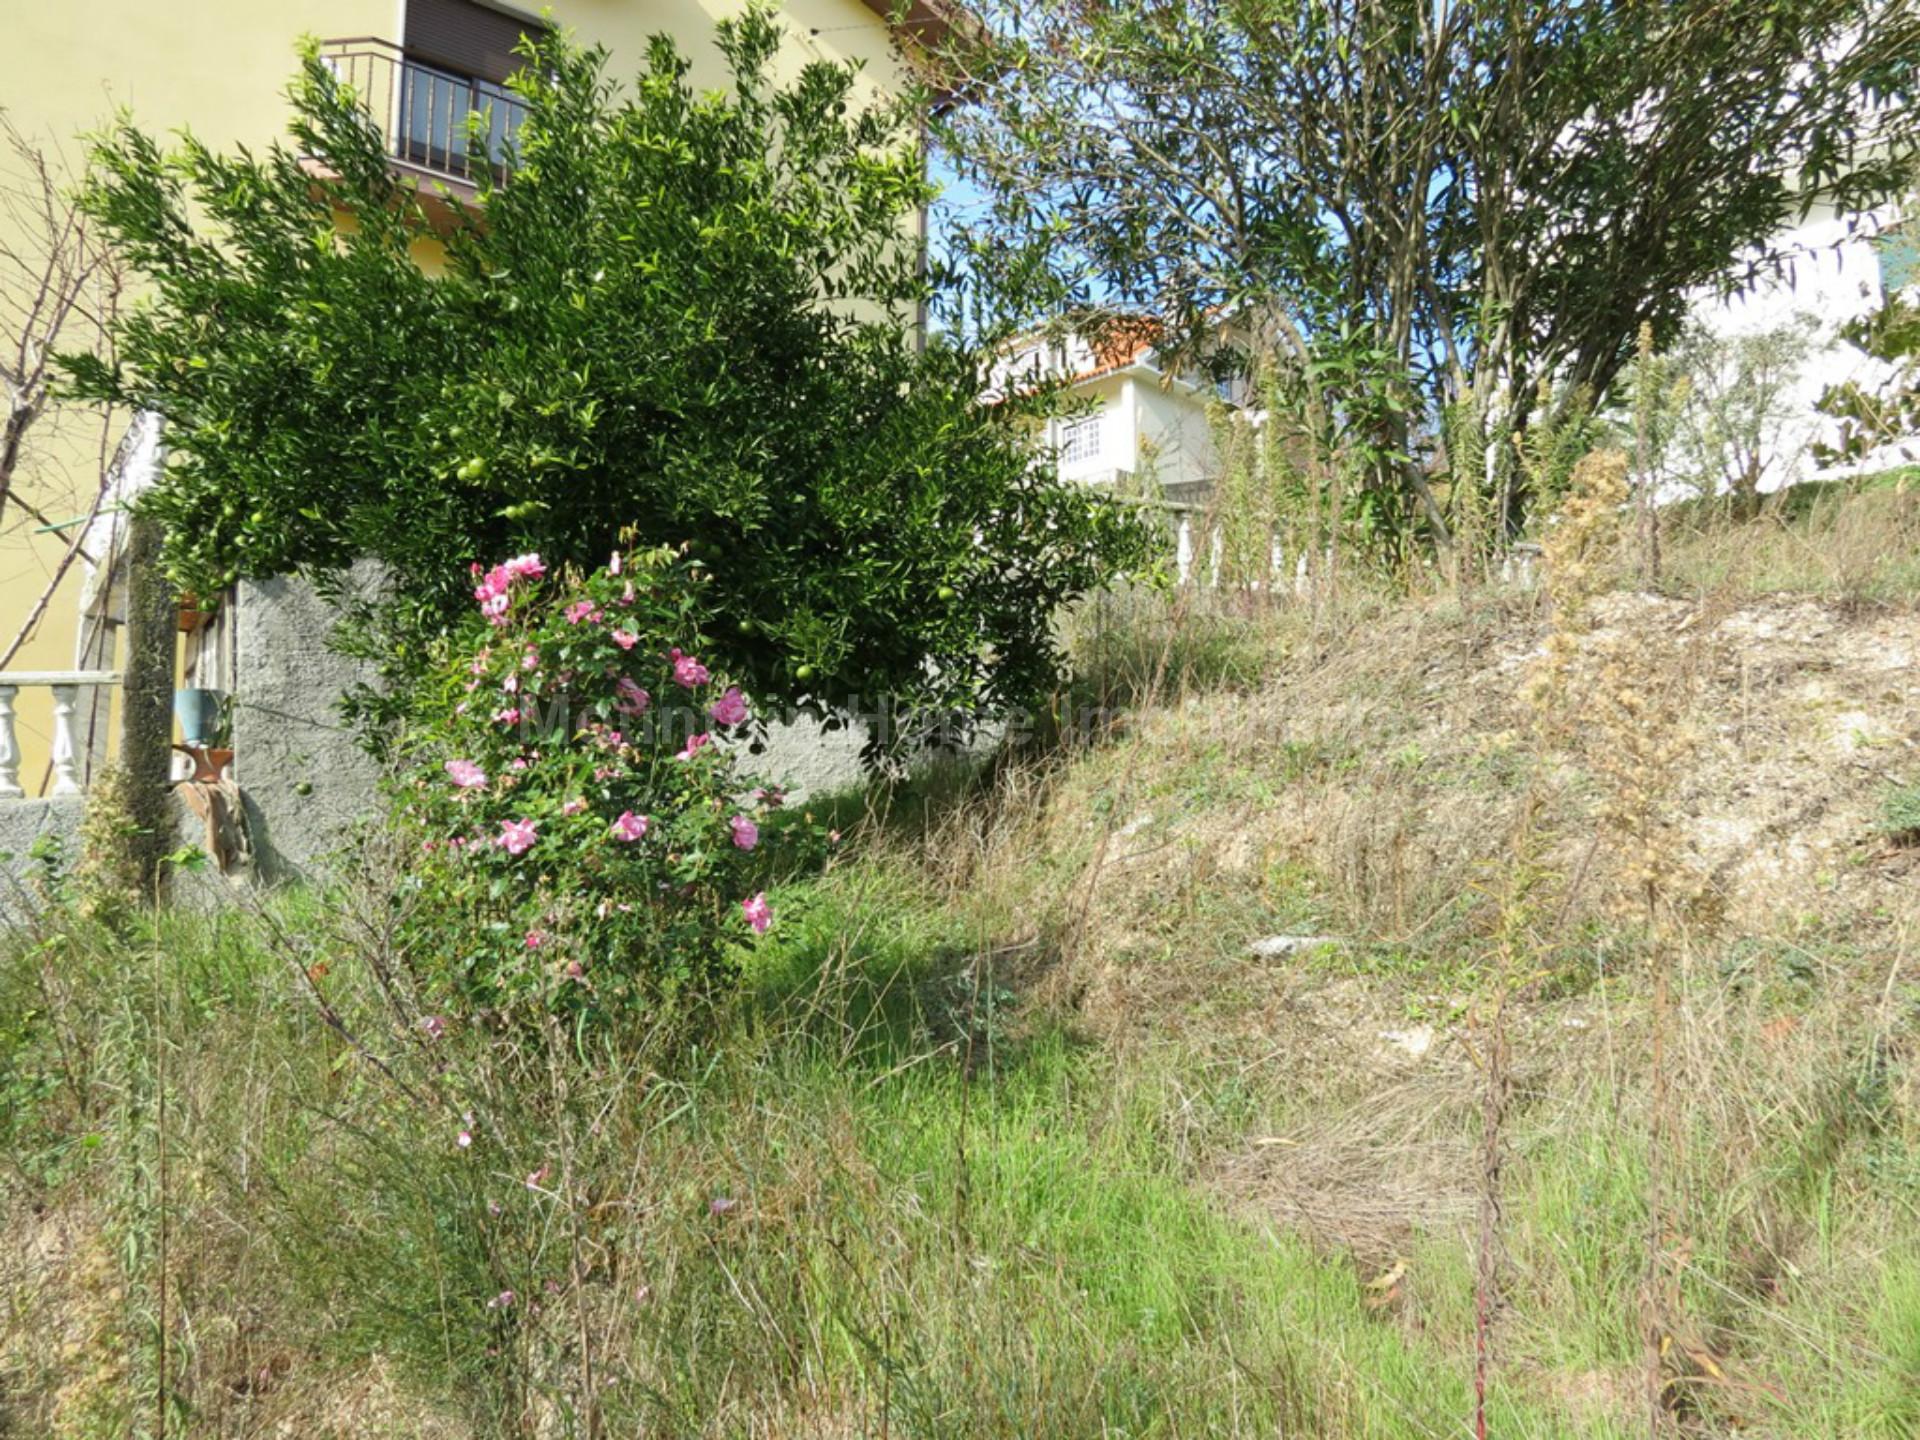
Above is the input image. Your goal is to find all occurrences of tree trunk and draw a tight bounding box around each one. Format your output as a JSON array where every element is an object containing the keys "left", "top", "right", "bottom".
[{"left": 119, "top": 512, "right": 175, "bottom": 898}]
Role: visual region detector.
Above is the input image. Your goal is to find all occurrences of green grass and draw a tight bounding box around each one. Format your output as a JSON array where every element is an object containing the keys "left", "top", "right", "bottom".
[
  {"left": 0, "top": 870, "right": 1650, "bottom": 1439},
  {"left": 1877, "top": 779, "right": 1920, "bottom": 845},
  {"left": 11, "top": 866, "right": 1912, "bottom": 1437},
  {"left": 10, "top": 534, "right": 1920, "bottom": 1435}
]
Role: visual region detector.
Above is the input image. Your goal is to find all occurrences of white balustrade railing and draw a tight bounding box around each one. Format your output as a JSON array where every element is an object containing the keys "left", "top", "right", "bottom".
[{"left": 0, "top": 671, "right": 122, "bottom": 799}]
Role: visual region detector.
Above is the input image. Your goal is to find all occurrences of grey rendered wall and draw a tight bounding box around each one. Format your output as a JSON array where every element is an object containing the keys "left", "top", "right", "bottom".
[
  {"left": 231, "top": 571, "right": 385, "bottom": 881},
  {"left": 0, "top": 793, "right": 219, "bottom": 920},
  {"left": 0, "top": 798, "right": 85, "bottom": 920}
]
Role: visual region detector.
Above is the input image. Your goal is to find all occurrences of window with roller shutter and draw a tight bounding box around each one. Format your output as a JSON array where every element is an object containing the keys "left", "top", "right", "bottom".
[
  {"left": 405, "top": 0, "right": 544, "bottom": 85},
  {"left": 394, "top": 0, "right": 547, "bottom": 178}
]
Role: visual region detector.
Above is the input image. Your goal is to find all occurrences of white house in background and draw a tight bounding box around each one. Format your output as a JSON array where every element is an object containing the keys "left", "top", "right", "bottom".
[
  {"left": 992, "top": 323, "right": 1226, "bottom": 505},
  {"left": 1685, "top": 197, "right": 1917, "bottom": 490}
]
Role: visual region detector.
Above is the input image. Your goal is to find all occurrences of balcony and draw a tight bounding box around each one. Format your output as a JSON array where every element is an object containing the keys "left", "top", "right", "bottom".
[{"left": 318, "top": 38, "right": 529, "bottom": 196}]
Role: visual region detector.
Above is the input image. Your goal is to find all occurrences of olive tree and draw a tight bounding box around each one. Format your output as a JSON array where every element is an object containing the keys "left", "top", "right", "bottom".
[{"left": 936, "top": 0, "right": 1920, "bottom": 553}]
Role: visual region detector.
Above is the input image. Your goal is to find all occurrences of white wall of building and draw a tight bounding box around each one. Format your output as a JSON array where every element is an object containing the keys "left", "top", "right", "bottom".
[
  {"left": 1044, "top": 374, "right": 1136, "bottom": 487},
  {"left": 995, "top": 328, "right": 1226, "bottom": 495},
  {"left": 1041, "top": 367, "right": 1220, "bottom": 494},
  {"left": 1131, "top": 376, "right": 1217, "bottom": 493},
  {"left": 1686, "top": 201, "right": 1915, "bottom": 489}
]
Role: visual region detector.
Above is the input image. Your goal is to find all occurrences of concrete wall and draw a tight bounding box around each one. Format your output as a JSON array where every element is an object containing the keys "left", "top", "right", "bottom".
[
  {"left": 228, "top": 567, "right": 875, "bottom": 881},
  {"left": 743, "top": 714, "right": 871, "bottom": 801},
  {"left": 228, "top": 572, "right": 387, "bottom": 882},
  {"left": 0, "top": 791, "right": 228, "bottom": 921},
  {"left": 0, "top": 799, "right": 86, "bottom": 921},
  {"left": 0, "top": 569, "right": 950, "bottom": 905}
]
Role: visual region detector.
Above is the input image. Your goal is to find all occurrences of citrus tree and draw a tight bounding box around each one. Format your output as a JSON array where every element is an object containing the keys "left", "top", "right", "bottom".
[{"left": 64, "top": 6, "right": 1151, "bottom": 748}]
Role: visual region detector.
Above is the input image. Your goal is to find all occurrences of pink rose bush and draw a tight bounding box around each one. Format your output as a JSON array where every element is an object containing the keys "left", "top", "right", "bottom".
[
  {"left": 392, "top": 543, "right": 800, "bottom": 1026},
  {"left": 741, "top": 893, "right": 773, "bottom": 934},
  {"left": 669, "top": 648, "right": 710, "bottom": 688},
  {"left": 444, "top": 758, "right": 487, "bottom": 789}
]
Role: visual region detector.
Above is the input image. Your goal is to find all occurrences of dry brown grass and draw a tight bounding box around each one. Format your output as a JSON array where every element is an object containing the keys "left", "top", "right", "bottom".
[
  {"left": 1661, "top": 476, "right": 1920, "bottom": 605},
  {"left": 853, "top": 551, "right": 1920, "bottom": 1437}
]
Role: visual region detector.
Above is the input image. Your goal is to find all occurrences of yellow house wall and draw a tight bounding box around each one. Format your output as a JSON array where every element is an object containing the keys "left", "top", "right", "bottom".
[{"left": 0, "top": 0, "right": 917, "bottom": 794}]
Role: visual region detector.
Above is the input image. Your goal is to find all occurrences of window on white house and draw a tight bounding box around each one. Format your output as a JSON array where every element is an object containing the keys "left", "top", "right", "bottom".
[{"left": 1059, "top": 409, "right": 1104, "bottom": 465}]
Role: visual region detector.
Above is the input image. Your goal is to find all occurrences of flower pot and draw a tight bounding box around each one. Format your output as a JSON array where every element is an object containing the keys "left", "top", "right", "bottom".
[{"left": 174, "top": 687, "right": 227, "bottom": 747}]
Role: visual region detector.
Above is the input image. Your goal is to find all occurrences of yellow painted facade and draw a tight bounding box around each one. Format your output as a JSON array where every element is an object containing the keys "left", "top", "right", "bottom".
[{"left": 0, "top": 0, "right": 923, "bottom": 793}]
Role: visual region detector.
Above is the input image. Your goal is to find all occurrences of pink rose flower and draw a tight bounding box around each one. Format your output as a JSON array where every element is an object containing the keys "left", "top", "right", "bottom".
[
  {"left": 444, "top": 758, "right": 487, "bottom": 788},
  {"left": 503, "top": 553, "right": 545, "bottom": 581},
  {"left": 710, "top": 686, "right": 749, "bottom": 727},
  {"left": 610, "top": 811, "right": 649, "bottom": 842},
  {"left": 562, "top": 796, "right": 589, "bottom": 816},
  {"left": 729, "top": 814, "right": 759, "bottom": 851},
  {"left": 497, "top": 818, "right": 538, "bottom": 855},
  {"left": 609, "top": 551, "right": 623, "bottom": 575},
  {"left": 741, "top": 892, "right": 773, "bottom": 934},
  {"left": 521, "top": 646, "right": 540, "bottom": 671},
  {"left": 669, "top": 648, "right": 710, "bottom": 687},
  {"left": 524, "top": 929, "right": 547, "bottom": 949},
  {"left": 492, "top": 706, "right": 521, "bottom": 726},
  {"left": 615, "top": 678, "right": 651, "bottom": 717},
  {"left": 610, "top": 629, "right": 639, "bottom": 650},
  {"left": 675, "top": 732, "right": 711, "bottom": 762},
  {"left": 565, "top": 600, "right": 601, "bottom": 626}
]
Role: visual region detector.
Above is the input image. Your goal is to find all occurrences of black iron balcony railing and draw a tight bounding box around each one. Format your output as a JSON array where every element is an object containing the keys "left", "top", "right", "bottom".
[{"left": 319, "top": 38, "right": 528, "bottom": 187}]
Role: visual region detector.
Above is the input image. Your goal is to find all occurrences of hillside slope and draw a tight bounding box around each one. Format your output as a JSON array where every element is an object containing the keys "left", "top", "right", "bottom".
[{"left": 3, "top": 580, "right": 1918, "bottom": 1437}]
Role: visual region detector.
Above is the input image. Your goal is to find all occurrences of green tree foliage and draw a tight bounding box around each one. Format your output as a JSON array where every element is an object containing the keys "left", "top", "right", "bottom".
[
  {"left": 1671, "top": 316, "right": 1820, "bottom": 509},
  {"left": 935, "top": 0, "right": 1920, "bottom": 552},
  {"left": 63, "top": 9, "right": 1151, "bottom": 745},
  {"left": 1817, "top": 291, "right": 1920, "bottom": 468}
]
